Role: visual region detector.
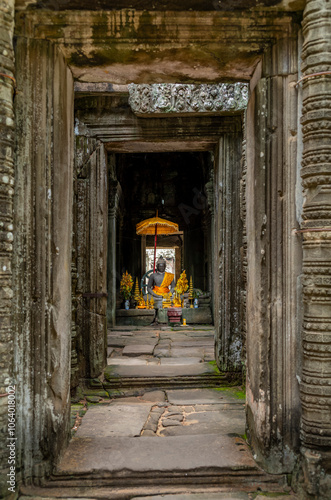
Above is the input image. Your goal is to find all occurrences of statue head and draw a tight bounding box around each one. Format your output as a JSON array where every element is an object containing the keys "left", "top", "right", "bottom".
[{"left": 156, "top": 255, "right": 166, "bottom": 273}]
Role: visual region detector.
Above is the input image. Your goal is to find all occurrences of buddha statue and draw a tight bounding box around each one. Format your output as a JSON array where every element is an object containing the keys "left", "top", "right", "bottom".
[{"left": 147, "top": 255, "right": 174, "bottom": 322}]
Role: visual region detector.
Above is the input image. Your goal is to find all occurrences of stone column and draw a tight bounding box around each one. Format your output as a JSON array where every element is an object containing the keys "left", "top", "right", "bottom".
[
  {"left": 14, "top": 37, "right": 74, "bottom": 484},
  {"left": 107, "top": 177, "right": 121, "bottom": 327},
  {"left": 299, "top": 1, "right": 331, "bottom": 496},
  {"left": 76, "top": 143, "right": 108, "bottom": 379},
  {"left": 245, "top": 33, "right": 302, "bottom": 473},
  {"left": 0, "top": 1, "right": 15, "bottom": 496},
  {"left": 205, "top": 167, "right": 215, "bottom": 310},
  {"left": 214, "top": 123, "right": 244, "bottom": 372}
]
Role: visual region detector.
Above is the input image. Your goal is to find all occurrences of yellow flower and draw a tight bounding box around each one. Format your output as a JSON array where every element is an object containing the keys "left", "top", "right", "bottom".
[
  {"left": 174, "top": 270, "right": 188, "bottom": 296},
  {"left": 120, "top": 271, "right": 134, "bottom": 300}
]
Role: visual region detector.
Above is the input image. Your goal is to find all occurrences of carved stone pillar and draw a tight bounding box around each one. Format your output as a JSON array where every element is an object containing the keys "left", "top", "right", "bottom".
[
  {"left": 76, "top": 143, "right": 108, "bottom": 379},
  {"left": 246, "top": 32, "right": 302, "bottom": 473},
  {"left": 299, "top": 1, "right": 331, "bottom": 496},
  {"left": 214, "top": 122, "right": 243, "bottom": 372},
  {"left": 107, "top": 176, "right": 122, "bottom": 327},
  {"left": 205, "top": 167, "right": 214, "bottom": 300},
  {"left": 240, "top": 114, "right": 247, "bottom": 365},
  {"left": 14, "top": 37, "right": 74, "bottom": 483},
  {"left": 0, "top": 1, "right": 15, "bottom": 496}
]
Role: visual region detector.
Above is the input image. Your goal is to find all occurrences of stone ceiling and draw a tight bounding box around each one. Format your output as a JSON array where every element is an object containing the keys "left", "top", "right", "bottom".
[
  {"left": 15, "top": 0, "right": 306, "bottom": 12},
  {"left": 15, "top": 8, "right": 302, "bottom": 84}
]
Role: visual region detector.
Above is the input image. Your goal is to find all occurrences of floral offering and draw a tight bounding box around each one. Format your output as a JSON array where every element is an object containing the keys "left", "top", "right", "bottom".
[
  {"left": 174, "top": 270, "right": 188, "bottom": 296},
  {"left": 120, "top": 271, "right": 134, "bottom": 300}
]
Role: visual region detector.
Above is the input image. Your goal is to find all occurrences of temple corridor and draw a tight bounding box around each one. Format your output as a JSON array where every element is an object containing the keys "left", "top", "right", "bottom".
[
  {"left": 19, "top": 326, "right": 297, "bottom": 499},
  {"left": 2, "top": 1, "right": 331, "bottom": 498}
]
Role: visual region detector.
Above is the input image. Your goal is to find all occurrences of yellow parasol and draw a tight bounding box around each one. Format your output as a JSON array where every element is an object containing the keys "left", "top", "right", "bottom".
[{"left": 136, "top": 211, "right": 179, "bottom": 272}]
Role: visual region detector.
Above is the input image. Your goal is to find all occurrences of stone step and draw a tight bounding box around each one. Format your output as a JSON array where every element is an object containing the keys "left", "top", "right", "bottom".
[
  {"left": 104, "top": 374, "right": 229, "bottom": 390},
  {"left": 49, "top": 470, "right": 286, "bottom": 486},
  {"left": 27, "top": 434, "right": 287, "bottom": 497},
  {"left": 20, "top": 480, "right": 289, "bottom": 500},
  {"left": 103, "top": 361, "right": 232, "bottom": 389},
  {"left": 105, "top": 362, "right": 220, "bottom": 379}
]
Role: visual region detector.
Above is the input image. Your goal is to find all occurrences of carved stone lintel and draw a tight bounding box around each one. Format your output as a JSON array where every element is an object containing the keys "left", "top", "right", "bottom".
[{"left": 128, "top": 83, "right": 249, "bottom": 117}]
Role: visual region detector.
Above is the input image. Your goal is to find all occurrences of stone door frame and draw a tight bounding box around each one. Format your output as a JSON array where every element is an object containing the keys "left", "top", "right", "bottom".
[{"left": 6, "top": 4, "right": 331, "bottom": 497}]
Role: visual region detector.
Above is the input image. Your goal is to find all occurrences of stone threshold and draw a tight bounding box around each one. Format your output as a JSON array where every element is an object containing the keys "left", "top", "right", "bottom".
[
  {"left": 46, "top": 467, "right": 287, "bottom": 492},
  {"left": 103, "top": 374, "right": 229, "bottom": 389},
  {"left": 20, "top": 482, "right": 291, "bottom": 500}
]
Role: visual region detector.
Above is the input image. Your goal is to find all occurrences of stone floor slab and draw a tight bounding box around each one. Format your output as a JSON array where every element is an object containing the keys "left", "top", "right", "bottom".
[
  {"left": 107, "top": 338, "right": 128, "bottom": 347},
  {"left": 160, "top": 357, "right": 202, "bottom": 365},
  {"left": 141, "top": 390, "right": 166, "bottom": 402},
  {"left": 132, "top": 493, "right": 250, "bottom": 500},
  {"left": 57, "top": 434, "right": 257, "bottom": 474},
  {"left": 154, "top": 347, "right": 171, "bottom": 357},
  {"left": 170, "top": 348, "right": 205, "bottom": 358},
  {"left": 166, "top": 389, "right": 240, "bottom": 405},
  {"left": 160, "top": 409, "right": 245, "bottom": 437},
  {"left": 122, "top": 344, "right": 156, "bottom": 356},
  {"left": 75, "top": 403, "right": 152, "bottom": 438},
  {"left": 107, "top": 358, "right": 148, "bottom": 366},
  {"left": 170, "top": 341, "right": 214, "bottom": 347},
  {"left": 162, "top": 419, "right": 182, "bottom": 427},
  {"left": 194, "top": 403, "right": 244, "bottom": 411}
]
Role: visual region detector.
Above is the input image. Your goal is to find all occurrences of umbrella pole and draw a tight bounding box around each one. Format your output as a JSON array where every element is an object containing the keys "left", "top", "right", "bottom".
[{"left": 153, "top": 223, "right": 158, "bottom": 272}]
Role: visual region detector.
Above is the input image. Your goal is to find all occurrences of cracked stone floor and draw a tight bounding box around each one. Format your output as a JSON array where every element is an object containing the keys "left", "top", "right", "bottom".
[{"left": 29, "top": 326, "right": 298, "bottom": 500}]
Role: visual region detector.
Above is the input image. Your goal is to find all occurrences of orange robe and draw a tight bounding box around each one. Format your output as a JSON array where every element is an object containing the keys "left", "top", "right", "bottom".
[{"left": 153, "top": 272, "right": 174, "bottom": 296}]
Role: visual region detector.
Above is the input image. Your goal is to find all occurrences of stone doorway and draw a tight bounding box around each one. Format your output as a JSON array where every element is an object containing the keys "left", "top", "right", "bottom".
[
  {"left": 72, "top": 101, "right": 245, "bottom": 380},
  {"left": 8, "top": 2, "right": 331, "bottom": 498},
  {"left": 108, "top": 151, "right": 214, "bottom": 327}
]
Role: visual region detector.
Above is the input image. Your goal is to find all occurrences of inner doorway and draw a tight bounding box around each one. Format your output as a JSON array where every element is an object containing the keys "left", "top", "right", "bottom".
[{"left": 110, "top": 151, "right": 214, "bottom": 323}]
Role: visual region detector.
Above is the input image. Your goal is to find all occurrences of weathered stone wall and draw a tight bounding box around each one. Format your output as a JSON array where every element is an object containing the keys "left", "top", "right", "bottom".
[
  {"left": 0, "top": 1, "right": 15, "bottom": 497},
  {"left": 74, "top": 139, "right": 108, "bottom": 380},
  {"left": 299, "top": 0, "right": 331, "bottom": 497},
  {"left": 214, "top": 121, "right": 244, "bottom": 373},
  {"left": 13, "top": 37, "right": 74, "bottom": 485},
  {"left": 245, "top": 33, "right": 302, "bottom": 473}
]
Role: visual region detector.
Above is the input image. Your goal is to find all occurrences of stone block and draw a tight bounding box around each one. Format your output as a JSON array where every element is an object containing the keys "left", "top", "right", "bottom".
[
  {"left": 156, "top": 308, "right": 168, "bottom": 323},
  {"left": 160, "top": 357, "right": 202, "bottom": 365},
  {"left": 182, "top": 307, "right": 212, "bottom": 324},
  {"left": 162, "top": 419, "right": 182, "bottom": 427},
  {"left": 122, "top": 344, "right": 156, "bottom": 356},
  {"left": 107, "top": 357, "right": 148, "bottom": 366},
  {"left": 116, "top": 309, "right": 155, "bottom": 326},
  {"left": 167, "top": 307, "right": 182, "bottom": 324},
  {"left": 75, "top": 403, "right": 153, "bottom": 438}
]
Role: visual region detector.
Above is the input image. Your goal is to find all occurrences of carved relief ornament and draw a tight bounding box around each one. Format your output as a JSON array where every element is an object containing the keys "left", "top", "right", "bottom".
[{"left": 128, "top": 83, "right": 248, "bottom": 116}]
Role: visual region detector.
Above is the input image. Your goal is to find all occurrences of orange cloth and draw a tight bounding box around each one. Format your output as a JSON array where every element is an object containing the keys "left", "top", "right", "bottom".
[{"left": 153, "top": 272, "right": 174, "bottom": 296}]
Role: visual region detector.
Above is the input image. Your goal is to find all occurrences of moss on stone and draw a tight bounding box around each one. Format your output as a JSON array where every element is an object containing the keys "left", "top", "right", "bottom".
[
  {"left": 83, "top": 388, "right": 109, "bottom": 398},
  {"left": 212, "top": 386, "right": 246, "bottom": 400},
  {"left": 88, "top": 378, "right": 103, "bottom": 388},
  {"left": 207, "top": 360, "right": 220, "bottom": 374},
  {"left": 104, "top": 365, "right": 121, "bottom": 381},
  {"left": 107, "top": 389, "right": 125, "bottom": 398}
]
